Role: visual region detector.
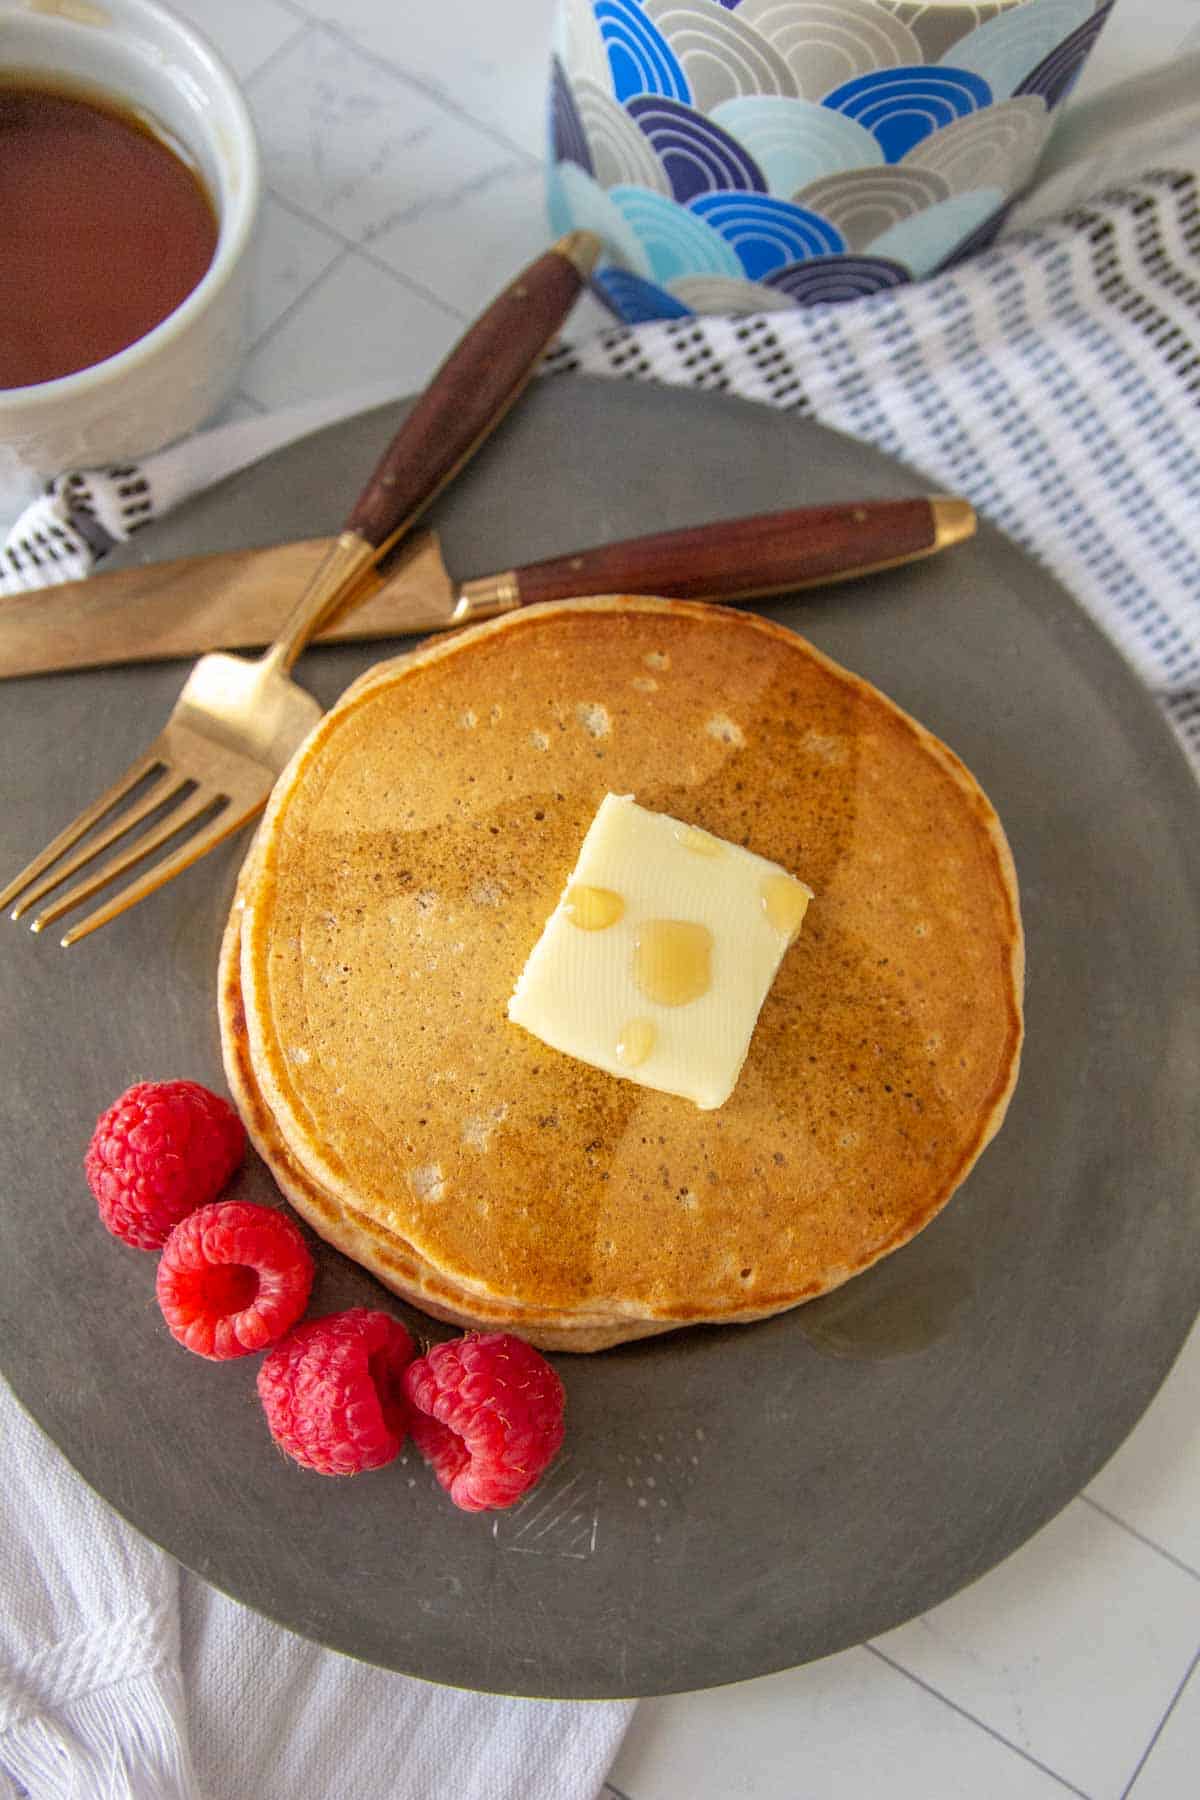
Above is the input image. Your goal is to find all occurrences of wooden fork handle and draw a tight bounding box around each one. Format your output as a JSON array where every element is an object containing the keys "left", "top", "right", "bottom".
[
  {"left": 344, "top": 231, "right": 600, "bottom": 556},
  {"left": 261, "top": 231, "right": 599, "bottom": 674}
]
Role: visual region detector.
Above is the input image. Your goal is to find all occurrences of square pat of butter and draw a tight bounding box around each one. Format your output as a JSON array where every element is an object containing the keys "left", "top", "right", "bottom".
[{"left": 507, "top": 794, "right": 813, "bottom": 1110}]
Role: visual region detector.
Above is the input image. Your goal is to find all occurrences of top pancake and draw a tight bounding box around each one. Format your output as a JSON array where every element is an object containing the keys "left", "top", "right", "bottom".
[{"left": 236, "top": 597, "right": 1023, "bottom": 1327}]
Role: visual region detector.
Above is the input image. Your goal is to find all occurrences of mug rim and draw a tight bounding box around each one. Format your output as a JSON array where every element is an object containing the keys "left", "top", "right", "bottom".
[{"left": 0, "top": 0, "right": 261, "bottom": 405}]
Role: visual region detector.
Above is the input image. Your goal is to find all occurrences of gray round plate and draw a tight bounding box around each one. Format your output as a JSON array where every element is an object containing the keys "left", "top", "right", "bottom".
[{"left": 2, "top": 378, "right": 1198, "bottom": 1700}]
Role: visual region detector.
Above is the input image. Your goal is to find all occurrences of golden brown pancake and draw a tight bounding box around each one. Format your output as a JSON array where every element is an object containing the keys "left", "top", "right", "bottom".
[
  {"left": 220, "top": 901, "right": 674, "bottom": 1351},
  {"left": 219, "top": 857, "right": 673, "bottom": 1348},
  {"left": 224, "top": 598, "right": 1023, "bottom": 1349}
]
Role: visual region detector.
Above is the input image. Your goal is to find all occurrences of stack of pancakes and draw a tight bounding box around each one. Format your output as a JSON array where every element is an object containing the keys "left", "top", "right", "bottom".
[{"left": 220, "top": 598, "right": 1023, "bottom": 1351}]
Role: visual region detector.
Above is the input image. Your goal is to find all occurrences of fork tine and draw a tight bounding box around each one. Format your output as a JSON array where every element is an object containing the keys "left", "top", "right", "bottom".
[
  {"left": 30, "top": 788, "right": 228, "bottom": 936},
  {"left": 0, "top": 753, "right": 167, "bottom": 914},
  {"left": 10, "top": 771, "right": 193, "bottom": 920},
  {"left": 54, "top": 796, "right": 264, "bottom": 948}
]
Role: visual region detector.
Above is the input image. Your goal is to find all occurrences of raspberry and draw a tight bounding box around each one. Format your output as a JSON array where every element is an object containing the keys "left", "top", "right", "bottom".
[
  {"left": 156, "top": 1201, "right": 313, "bottom": 1360},
  {"left": 403, "top": 1332, "right": 565, "bottom": 1513},
  {"left": 86, "top": 1079, "right": 245, "bottom": 1250},
  {"left": 257, "top": 1310, "right": 414, "bottom": 1475}
]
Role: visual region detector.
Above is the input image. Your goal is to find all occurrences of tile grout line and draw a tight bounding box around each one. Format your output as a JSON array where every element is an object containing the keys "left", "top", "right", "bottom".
[
  {"left": 256, "top": 1, "right": 543, "bottom": 168},
  {"left": 261, "top": 186, "right": 470, "bottom": 325},
  {"left": 329, "top": 238, "right": 468, "bottom": 322},
  {"left": 238, "top": 18, "right": 313, "bottom": 93},
  {"left": 236, "top": 21, "right": 529, "bottom": 327},
  {"left": 1120, "top": 1643, "right": 1200, "bottom": 1799},
  {"left": 865, "top": 1644, "right": 1095, "bottom": 1799},
  {"left": 243, "top": 240, "right": 354, "bottom": 361},
  {"left": 352, "top": 153, "right": 544, "bottom": 256},
  {"left": 1079, "top": 1492, "right": 1200, "bottom": 1582},
  {"left": 257, "top": 183, "right": 343, "bottom": 253}
]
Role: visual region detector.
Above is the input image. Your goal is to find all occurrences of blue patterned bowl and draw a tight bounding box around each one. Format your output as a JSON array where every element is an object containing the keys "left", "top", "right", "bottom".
[{"left": 547, "top": 0, "right": 1115, "bottom": 321}]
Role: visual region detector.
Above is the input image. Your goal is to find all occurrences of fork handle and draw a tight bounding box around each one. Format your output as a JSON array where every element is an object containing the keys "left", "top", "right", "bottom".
[
  {"left": 346, "top": 233, "right": 599, "bottom": 556},
  {"left": 260, "top": 230, "right": 600, "bottom": 676}
]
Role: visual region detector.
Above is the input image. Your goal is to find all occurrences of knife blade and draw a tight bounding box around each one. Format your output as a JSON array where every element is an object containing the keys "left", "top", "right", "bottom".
[{"left": 0, "top": 496, "right": 974, "bottom": 680}]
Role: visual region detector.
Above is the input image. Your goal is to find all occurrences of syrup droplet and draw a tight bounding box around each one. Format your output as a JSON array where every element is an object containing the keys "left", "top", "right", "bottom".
[
  {"left": 675, "top": 825, "right": 722, "bottom": 857},
  {"left": 762, "top": 874, "right": 812, "bottom": 941},
  {"left": 616, "top": 1018, "right": 656, "bottom": 1067},
  {"left": 634, "top": 919, "right": 713, "bottom": 1006},
  {"left": 564, "top": 884, "right": 624, "bottom": 931}
]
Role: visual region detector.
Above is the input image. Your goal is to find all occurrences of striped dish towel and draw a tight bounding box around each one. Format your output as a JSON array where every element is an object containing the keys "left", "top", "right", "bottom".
[
  {"left": 544, "top": 60, "right": 1200, "bottom": 775},
  {"left": 0, "top": 385, "right": 410, "bottom": 599}
]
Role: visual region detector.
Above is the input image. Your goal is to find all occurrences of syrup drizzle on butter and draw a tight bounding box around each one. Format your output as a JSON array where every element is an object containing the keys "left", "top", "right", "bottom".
[
  {"left": 675, "top": 825, "right": 722, "bottom": 858},
  {"left": 761, "top": 874, "right": 812, "bottom": 941},
  {"left": 616, "top": 1019, "right": 656, "bottom": 1067},
  {"left": 633, "top": 919, "right": 714, "bottom": 1007},
  {"left": 564, "top": 884, "right": 624, "bottom": 931}
]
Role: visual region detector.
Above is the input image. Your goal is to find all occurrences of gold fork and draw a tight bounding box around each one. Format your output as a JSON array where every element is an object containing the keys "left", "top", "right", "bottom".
[{"left": 1, "top": 231, "right": 599, "bottom": 948}]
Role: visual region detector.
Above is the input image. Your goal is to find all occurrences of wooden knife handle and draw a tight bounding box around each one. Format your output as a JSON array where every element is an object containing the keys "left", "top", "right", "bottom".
[
  {"left": 344, "top": 232, "right": 599, "bottom": 555},
  {"left": 497, "top": 498, "right": 974, "bottom": 608}
]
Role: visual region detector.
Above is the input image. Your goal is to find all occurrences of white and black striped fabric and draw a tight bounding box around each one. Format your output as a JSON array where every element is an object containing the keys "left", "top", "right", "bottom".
[
  {"left": 0, "top": 467, "right": 151, "bottom": 595},
  {"left": 546, "top": 163, "right": 1200, "bottom": 774}
]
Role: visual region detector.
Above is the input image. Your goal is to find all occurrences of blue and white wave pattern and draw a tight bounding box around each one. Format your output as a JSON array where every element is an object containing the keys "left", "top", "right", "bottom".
[{"left": 549, "top": 0, "right": 1116, "bottom": 320}]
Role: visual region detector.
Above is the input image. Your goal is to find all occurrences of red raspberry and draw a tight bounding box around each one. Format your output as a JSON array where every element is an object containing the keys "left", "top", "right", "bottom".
[
  {"left": 403, "top": 1332, "right": 565, "bottom": 1513},
  {"left": 257, "top": 1310, "right": 414, "bottom": 1475},
  {"left": 156, "top": 1201, "right": 313, "bottom": 1360},
  {"left": 86, "top": 1079, "right": 245, "bottom": 1250}
]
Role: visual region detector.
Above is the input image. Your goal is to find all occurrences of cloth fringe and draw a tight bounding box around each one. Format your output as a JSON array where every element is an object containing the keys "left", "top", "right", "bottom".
[{"left": 1, "top": 1666, "right": 195, "bottom": 1800}]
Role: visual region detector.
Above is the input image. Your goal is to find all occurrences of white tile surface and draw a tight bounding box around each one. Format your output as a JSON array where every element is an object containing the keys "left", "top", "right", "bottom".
[
  {"left": 238, "top": 250, "right": 459, "bottom": 410},
  {"left": 875, "top": 1499, "right": 1200, "bottom": 1800},
  {"left": 1086, "top": 1319, "right": 1200, "bottom": 1577},
  {"left": 247, "top": 193, "right": 343, "bottom": 349},
  {"left": 369, "top": 161, "right": 553, "bottom": 315},
  {"left": 168, "top": 0, "right": 303, "bottom": 82},
  {"left": 288, "top": 0, "right": 559, "bottom": 158},
  {"left": 246, "top": 27, "right": 517, "bottom": 260},
  {"left": 609, "top": 1645, "right": 1075, "bottom": 1800},
  {"left": 1127, "top": 1653, "right": 1200, "bottom": 1799},
  {"left": 1086, "top": 1317, "right": 1200, "bottom": 1584}
]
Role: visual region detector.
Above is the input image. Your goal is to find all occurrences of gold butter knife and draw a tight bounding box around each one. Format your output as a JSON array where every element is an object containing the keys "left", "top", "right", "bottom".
[{"left": 0, "top": 496, "right": 975, "bottom": 680}]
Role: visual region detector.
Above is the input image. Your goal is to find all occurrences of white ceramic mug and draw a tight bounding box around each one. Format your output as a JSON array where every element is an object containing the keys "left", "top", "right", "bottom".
[{"left": 0, "top": 0, "right": 260, "bottom": 483}]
